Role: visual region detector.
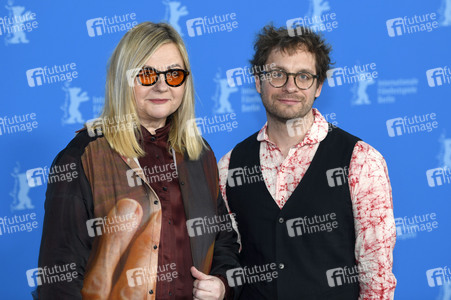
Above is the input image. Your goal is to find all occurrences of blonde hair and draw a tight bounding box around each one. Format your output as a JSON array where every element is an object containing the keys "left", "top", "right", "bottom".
[{"left": 98, "top": 22, "right": 204, "bottom": 160}]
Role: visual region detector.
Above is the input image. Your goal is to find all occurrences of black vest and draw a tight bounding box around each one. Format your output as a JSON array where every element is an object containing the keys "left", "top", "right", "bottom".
[{"left": 226, "top": 125, "right": 361, "bottom": 300}]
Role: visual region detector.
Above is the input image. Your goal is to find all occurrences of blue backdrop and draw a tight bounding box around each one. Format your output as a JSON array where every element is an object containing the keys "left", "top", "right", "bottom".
[{"left": 1, "top": 0, "right": 450, "bottom": 299}]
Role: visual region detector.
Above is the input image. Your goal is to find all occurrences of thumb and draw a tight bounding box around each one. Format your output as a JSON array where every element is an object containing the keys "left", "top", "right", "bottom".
[{"left": 191, "top": 266, "right": 210, "bottom": 280}]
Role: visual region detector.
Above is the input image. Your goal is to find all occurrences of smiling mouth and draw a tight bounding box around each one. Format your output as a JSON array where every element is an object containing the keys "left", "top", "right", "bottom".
[{"left": 278, "top": 98, "right": 302, "bottom": 104}]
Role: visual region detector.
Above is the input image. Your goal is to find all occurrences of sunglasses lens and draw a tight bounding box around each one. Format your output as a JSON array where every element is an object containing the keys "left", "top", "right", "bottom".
[
  {"left": 138, "top": 69, "right": 158, "bottom": 86},
  {"left": 166, "top": 70, "right": 185, "bottom": 86}
]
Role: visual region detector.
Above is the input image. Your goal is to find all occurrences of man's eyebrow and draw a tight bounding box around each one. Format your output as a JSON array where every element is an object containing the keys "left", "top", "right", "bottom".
[{"left": 270, "top": 65, "right": 315, "bottom": 73}]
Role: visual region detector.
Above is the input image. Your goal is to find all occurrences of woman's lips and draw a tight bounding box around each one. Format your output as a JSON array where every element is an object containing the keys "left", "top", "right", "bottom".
[{"left": 148, "top": 98, "right": 169, "bottom": 104}]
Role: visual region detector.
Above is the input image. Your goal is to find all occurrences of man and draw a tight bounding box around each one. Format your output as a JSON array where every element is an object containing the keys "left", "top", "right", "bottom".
[{"left": 218, "top": 25, "right": 396, "bottom": 299}]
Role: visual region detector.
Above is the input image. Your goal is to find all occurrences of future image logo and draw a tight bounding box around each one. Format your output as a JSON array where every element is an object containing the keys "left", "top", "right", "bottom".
[
  {"left": 286, "top": 12, "right": 338, "bottom": 36},
  {"left": 26, "top": 263, "right": 78, "bottom": 287},
  {"left": 395, "top": 212, "right": 438, "bottom": 238},
  {"left": 1, "top": 3, "right": 38, "bottom": 45},
  {"left": 286, "top": 213, "right": 338, "bottom": 237},
  {"left": 0, "top": 113, "right": 38, "bottom": 136},
  {"left": 86, "top": 13, "right": 138, "bottom": 37},
  {"left": 386, "top": 13, "right": 439, "bottom": 37},
  {"left": 326, "top": 167, "right": 348, "bottom": 187},
  {"left": 26, "top": 63, "right": 78, "bottom": 88},
  {"left": 227, "top": 166, "right": 263, "bottom": 187},
  {"left": 186, "top": 13, "right": 238, "bottom": 37},
  {"left": 126, "top": 264, "right": 178, "bottom": 287},
  {"left": 187, "top": 114, "right": 238, "bottom": 137},
  {"left": 86, "top": 213, "right": 138, "bottom": 237},
  {"left": 126, "top": 168, "right": 143, "bottom": 187},
  {"left": 326, "top": 264, "right": 371, "bottom": 288},
  {"left": 426, "top": 67, "right": 451, "bottom": 87},
  {"left": 25, "top": 163, "right": 78, "bottom": 188},
  {"left": 426, "top": 267, "right": 451, "bottom": 287},
  {"left": 326, "top": 63, "right": 377, "bottom": 88},
  {"left": 426, "top": 167, "right": 451, "bottom": 187},
  {"left": 226, "top": 264, "right": 278, "bottom": 287},
  {"left": 386, "top": 113, "right": 438, "bottom": 137},
  {"left": 186, "top": 213, "right": 235, "bottom": 237}
]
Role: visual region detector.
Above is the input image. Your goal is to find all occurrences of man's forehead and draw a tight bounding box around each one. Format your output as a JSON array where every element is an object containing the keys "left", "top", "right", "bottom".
[{"left": 267, "top": 47, "right": 316, "bottom": 69}]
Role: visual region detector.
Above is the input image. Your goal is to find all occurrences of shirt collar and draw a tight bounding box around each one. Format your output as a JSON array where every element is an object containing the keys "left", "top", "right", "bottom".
[
  {"left": 256, "top": 108, "right": 329, "bottom": 147},
  {"left": 140, "top": 120, "right": 171, "bottom": 142}
]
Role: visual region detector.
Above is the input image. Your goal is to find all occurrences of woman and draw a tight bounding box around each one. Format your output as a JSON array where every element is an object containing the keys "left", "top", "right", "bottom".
[{"left": 36, "top": 22, "right": 240, "bottom": 299}]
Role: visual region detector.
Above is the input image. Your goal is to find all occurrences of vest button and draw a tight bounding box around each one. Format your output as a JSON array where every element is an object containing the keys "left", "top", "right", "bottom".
[
  {"left": 278, "top": 217, "right": 284, "bottom": 223},
  {"left": 279, "top": 263, "right": 285, "bottom": 269},
  {"left": 149, "top": 290, "right": 153, "bottom": 294},
  {"left": 153, "top": 245, "right": 158, "bottom": 249}
]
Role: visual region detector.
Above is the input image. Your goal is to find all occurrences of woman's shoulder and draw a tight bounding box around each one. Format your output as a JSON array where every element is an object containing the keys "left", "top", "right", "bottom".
[{"left": 52, "top": 129, "right": 107, "bottom": 165}]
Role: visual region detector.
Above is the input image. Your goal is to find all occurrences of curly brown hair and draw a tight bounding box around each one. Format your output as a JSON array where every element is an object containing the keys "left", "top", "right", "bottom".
[{"left": 250, "top": 24, "right": 333, "bottom": 86}]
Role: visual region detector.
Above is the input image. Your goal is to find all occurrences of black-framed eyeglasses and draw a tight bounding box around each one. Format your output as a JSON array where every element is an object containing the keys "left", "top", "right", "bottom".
[
  {"left": 262, "top": 69, "right": 319, "bottom": 90},
  {"left": 136, "top": 67, "right": 190, "bottom": 87}
]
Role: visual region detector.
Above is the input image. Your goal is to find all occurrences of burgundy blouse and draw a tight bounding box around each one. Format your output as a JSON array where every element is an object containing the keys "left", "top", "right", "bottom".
[{"left": 138, "top": 123, "right": 194, "bottom": 300}]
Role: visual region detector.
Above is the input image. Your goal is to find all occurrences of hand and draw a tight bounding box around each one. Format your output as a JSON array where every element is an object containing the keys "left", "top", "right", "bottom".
[{"left": 191, "top": 266, "right": 225, "bottom": 300}]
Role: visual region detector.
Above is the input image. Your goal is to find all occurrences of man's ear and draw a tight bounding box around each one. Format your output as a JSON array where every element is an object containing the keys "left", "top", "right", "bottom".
[
  {"left": 255, "top": 75, "right": 262, "bottom": 94},
  {"left": 314, "top": 81, "right": 324, "bottom": 98}
]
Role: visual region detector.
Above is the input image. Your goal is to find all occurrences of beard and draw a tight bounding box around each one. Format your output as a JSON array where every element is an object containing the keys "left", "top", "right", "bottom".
[{"left": 261, "top": 90, "right": 313, "bottom": 123}]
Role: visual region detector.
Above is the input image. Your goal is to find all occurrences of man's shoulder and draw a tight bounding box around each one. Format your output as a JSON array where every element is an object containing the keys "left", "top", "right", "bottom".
[
  {"left": 328, "top": 124, "right": 362, "bottom": 144},
  {"left": 232, "top": 131, "right": 260, "bottom": 151}
]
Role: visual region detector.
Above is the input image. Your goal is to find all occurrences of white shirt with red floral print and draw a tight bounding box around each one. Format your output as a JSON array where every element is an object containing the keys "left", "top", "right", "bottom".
[{"left": 218, "top": 108, "right": 397, "bottom": 300}]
